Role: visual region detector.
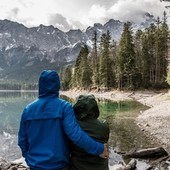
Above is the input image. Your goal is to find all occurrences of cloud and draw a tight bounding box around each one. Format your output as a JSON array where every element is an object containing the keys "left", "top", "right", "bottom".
[
  {"left": 48, "top": 13, "right": 86, "bottom": 32},
  {"left": 11, "top": 8, "right": 19, "bottom": 16},
  {"left": 0, "top": 0, "right": 167, "bottom": 31},
  {"left": 83, "top": 0, "right": 166, "bottom": 27},
  {"left": 89, "top": 5, "right": 106, "bottom": 19},
  {"left": 48, "top": 13, "right": 74, "bottom": 31},
  {"left": 6, "top": 8, "right": 19, "bottom": 21},
  {"left": 81, "top": 5, "right": 108, "bottom": 27},
  {"left": 107, "top": 0, "right": 165, "bottom": 23},
  {"left": 68, "top": 20, "right": 85, "bottom": 31}
]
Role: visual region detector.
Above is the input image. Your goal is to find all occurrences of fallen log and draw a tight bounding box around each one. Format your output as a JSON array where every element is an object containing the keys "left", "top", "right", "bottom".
[{"left": 123, "top": 147, "right": 168, "bottom": 159}]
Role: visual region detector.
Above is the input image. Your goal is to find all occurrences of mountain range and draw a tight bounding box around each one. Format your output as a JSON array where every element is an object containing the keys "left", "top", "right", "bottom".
[{"left": 0, "top": 12, "right": 155, "bottom": 82}]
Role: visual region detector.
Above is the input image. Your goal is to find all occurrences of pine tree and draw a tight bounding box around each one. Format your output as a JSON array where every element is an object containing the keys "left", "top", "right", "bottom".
[
  {"left": 117, "top": 22, "right": 137, "bottom": 89},
  {"left": 80, "top": 45, "right": 92, "bottom": 89},
  {"left": 73, "top": 45, "right": 92, "bottom": 89},
  {"left": 91, "top": 31, "right": 100, "bottom": 87},
  {"left": 99, "top": 30, "right": 114, "bottom": 89},
  {"left": 141, "top": 32, "right": 152, "bottom": 87},
  {"left": 154, "top": 17, "right": 162, "bottom": 85},
  {"left": 73, "top": 48, "right": 84, "bottom": 88},
  {"left": 167, "top": 64, "right": 170, "bottom": 86},
  {"left": 62, "top": 67, "right": 72, "bottom": 90},
  {"left": 133, "top": 30, "right": 143, "bottom": 87},
  {"left": 109, "top": 40, "right": 117, "bottom": 87},
  {"left": 159, "top": 12, "right": 169, "bottom": 86}
]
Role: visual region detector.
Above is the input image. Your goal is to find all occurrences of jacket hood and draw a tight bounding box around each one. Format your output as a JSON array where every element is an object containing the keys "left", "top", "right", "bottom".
[
  {"left": 38, "top": 70, "right": 60, "bottom": 97},
  {"left": 73, "top": 95, "right": 99, "bottom": 120}
]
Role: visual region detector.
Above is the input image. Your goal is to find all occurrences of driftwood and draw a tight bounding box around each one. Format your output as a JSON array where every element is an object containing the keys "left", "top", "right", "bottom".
[
  {"left": 123, "top": 159, "right": 137, "bottom": 170},
  {"left": 114, "top": 159, "right": 137, "bottom": 170},
  {"left": 123, "top": 147, "right": 168, "bottom": 159}
]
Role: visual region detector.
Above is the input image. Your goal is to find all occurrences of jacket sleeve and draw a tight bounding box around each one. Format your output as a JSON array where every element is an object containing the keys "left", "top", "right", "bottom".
[
  {"left": 18, "top": 108, "right": 29, "bottom": 158},
  {"left": 62, "top": 103, "right": 104, "bottom": 156},
  {"left": 103, "top": 121, "right": 110, "bottom": 143}
]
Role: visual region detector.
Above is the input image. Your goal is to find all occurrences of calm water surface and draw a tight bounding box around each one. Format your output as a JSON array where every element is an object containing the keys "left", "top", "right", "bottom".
[{"left": 0, "top": 91, "right": 162, "bottom": 169}]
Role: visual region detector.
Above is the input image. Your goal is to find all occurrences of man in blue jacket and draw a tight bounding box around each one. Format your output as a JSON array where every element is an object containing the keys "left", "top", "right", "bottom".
[{"left": 18, "top": 70, "right": 107, "bottom": 170}]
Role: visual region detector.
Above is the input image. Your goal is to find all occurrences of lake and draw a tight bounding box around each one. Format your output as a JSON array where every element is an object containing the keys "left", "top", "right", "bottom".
[{"left": 0, "top": 91, "right": 161, "bottom": 169}]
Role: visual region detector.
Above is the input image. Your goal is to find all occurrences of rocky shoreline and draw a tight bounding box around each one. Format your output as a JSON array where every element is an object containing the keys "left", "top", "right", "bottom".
[
  {"left": 135, "top": 92, "right": 170, "bottom": 152},
  {"left": 0, "top": 158, "right": 28, "bottom": 170}
]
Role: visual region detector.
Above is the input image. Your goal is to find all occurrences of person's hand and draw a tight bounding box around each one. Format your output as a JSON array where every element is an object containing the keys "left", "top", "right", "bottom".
[{"left": 99, "top": 143, "right": 108, "bottom": 159}]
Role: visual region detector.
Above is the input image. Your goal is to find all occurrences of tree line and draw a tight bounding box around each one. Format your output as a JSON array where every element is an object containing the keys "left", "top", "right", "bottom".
[
  {"left": 61, "top": 12, "right": 170, "bottom": 91},
  {"left": 0, "top": 81, "right": 37, "bottom": 90}
]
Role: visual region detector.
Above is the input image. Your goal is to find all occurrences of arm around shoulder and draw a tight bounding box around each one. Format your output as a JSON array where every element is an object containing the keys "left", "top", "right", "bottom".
[{"left": 62, "top": 102, "right": 104, "bottom": 156}]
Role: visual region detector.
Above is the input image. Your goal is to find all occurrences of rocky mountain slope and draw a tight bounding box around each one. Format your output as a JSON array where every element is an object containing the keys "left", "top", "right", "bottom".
[{"left": 0, "top": 13, "right": 155, "bottom": 82}]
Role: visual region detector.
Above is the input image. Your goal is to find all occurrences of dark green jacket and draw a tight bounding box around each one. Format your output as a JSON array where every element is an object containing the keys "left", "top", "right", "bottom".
[{"left": 70, "top": 95, "right": 110, "bottom": 170}]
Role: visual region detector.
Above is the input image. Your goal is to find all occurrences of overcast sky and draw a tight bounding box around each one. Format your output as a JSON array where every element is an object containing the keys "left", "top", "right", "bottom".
[{"left": 0, "top": 0, "right": 169, "bottom": 31}]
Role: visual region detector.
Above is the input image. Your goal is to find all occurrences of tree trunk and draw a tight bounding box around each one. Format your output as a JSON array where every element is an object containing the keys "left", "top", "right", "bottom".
[{"left": 123, "top": 147, "right": 168, "bottom": 159}]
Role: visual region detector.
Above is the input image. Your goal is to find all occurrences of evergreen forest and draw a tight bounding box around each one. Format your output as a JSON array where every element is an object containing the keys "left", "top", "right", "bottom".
[{"left": 61, "top": 12, "right": 170, "bottom": 91}]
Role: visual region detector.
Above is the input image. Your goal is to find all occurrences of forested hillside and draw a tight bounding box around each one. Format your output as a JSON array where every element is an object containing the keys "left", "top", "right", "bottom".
[{"left": 61, "top": 12, "right": 170, "bottom": 90}]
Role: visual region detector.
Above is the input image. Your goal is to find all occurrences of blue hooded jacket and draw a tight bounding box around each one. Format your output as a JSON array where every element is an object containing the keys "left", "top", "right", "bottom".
[{"left": 18, "top": 70, "right": 104, "bottom": 170}]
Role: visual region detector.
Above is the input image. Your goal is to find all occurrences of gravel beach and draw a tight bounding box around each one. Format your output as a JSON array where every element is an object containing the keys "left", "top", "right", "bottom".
[{"left": 135, "top": 92, "right": 170, "bottom": 151}]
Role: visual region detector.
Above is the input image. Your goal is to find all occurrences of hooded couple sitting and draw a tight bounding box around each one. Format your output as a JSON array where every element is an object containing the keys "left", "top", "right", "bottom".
[
  {"left": 70, "top": 94, "right": 110, "bottom": 170},
  {"left": 18, "top": 70, "right": 109, "bottom": 170}
]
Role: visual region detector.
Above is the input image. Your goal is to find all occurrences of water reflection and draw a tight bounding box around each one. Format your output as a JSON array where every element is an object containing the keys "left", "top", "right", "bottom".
[
  {"left": 0, "top": 91, "right": 37, "bottom": 134},
  {"left": 96, "top": 99, "right": 159, "bottom": 169},
  {"left": 0, "top": 91, "right": 38, "bottom": 99},
  {"left": 0, "top": 91, "right": 38, "bottom": 161}
]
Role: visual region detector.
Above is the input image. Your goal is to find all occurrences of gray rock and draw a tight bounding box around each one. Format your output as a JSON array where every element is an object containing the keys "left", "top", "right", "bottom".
[{"left": 0, "top": 159, "right": 29, "bottom": 170}]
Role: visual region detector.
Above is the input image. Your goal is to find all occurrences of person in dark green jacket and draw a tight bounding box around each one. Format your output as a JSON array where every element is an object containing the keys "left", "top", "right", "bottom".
[{"left": 70, "top": 95, "right": 110, "bottom": 170}]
